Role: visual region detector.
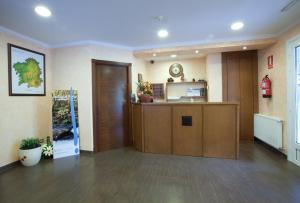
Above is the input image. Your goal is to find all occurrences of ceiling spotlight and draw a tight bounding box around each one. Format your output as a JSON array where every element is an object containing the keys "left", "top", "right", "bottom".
[
  {"left": 242, "top": 46, "right": 247, "bottom": 50},
  {"left": 170, "top": 54, "right": 177, "bottom": 58},
  {"left": 157, "top": 29, "right": 169, "bottom": 38},
  {"left": 195, "top": 50, "right": 199, "bottom": 54},
  {"left": 231, "top": 21, "right": 244, "bottom": 31},
  {"left": 35, "top": 5, "right": 52, "bottom": 17},
  {"left": 152, "top": 53, "right": 157, "bottom": 57}
]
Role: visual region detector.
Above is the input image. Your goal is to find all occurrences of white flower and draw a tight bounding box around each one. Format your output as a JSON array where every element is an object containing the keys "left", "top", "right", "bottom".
[
  {"left": 42, "top": 144, "right": 47, "bottom": 150},
  {"left": 42, "top": 144, "right": 53, "bottom": 157}
]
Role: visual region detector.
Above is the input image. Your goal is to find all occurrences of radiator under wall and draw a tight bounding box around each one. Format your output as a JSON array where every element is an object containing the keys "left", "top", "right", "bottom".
[{"left": 254, "top": 114, "right": 283, "bottom": 149}]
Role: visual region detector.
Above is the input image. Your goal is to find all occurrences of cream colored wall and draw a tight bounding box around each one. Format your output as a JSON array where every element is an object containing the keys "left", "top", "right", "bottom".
[
  {"left": 52, "top": 44, "right": 146, "bottom": 151},
  {"left": 206, "top": 53, "right": 222, "bottom": 102},
  {"left": 146, "top": 58, "right": 206, "bottom": 84},
  {"left": 146, "top": 57, "right": 222, "bottom": 102},
  {"left": 258, "top": 23, "right": 300, "bottom": 153},
  {"left": 0, "top": 32, "right": 52, "bottom": 167}
]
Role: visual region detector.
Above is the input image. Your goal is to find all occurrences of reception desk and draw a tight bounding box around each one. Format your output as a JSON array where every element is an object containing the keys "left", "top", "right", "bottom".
[{"left": 132, "top": 102, "right": 239, "bottom": 159}]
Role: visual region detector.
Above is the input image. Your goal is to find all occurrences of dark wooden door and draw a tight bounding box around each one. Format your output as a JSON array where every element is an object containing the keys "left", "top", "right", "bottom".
[
  {"left": 222, "top": 51, "right": 258, "bottom": 140},
  {"left": 92, "top": 60, "right": 131, "bottom": 152}
]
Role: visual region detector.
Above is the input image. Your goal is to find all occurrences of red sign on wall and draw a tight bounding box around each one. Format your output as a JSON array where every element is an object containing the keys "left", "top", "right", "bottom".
[{"left": 267, "top": 55, "right": 273, "bottom": 69}]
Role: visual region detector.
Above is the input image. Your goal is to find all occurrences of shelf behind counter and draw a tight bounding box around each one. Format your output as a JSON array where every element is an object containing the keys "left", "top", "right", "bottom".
[{"left": 132, "top": 102, "right": 239, "bottom": 159}]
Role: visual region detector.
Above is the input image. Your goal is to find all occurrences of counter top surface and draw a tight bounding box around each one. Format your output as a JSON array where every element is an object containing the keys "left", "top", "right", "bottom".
[{"left": 132, "top": 102, "right": 239, "bottom": 105}]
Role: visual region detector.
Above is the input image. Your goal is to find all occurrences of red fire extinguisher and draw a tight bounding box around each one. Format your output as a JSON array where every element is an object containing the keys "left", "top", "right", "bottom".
[{"left": 260, "top": 75, "right": 272, "bottom": 98}]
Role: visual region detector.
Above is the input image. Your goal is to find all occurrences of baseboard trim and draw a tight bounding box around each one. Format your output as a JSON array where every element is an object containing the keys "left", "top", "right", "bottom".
[
  {"left": 80, "top": 150, "right": 94, "bottom": 155},
  {"left": 0, "top": 161, "right": 20, "bottom": 174},
  {"left": 254, "top": 137, "right": 287, "bottom": 159}
]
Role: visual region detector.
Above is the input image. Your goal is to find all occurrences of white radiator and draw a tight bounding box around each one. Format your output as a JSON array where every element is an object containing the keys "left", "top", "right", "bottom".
[{"left": 254, "top": 114, "right": 283, "bottom": 149}]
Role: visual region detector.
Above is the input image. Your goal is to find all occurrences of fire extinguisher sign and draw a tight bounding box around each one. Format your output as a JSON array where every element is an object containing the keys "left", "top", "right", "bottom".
[{"left": 267, "top": 55, "right": 273, "bottom": 69}]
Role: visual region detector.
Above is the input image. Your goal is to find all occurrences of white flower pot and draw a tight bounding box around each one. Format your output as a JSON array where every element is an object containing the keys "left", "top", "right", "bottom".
[{"left": 19, "top": 147, "right": 42, "bottom": 167}]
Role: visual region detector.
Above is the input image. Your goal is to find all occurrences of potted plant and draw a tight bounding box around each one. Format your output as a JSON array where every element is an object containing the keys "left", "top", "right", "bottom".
[
  {"left": 137, "top": 81, "right": 153, "bottom": 103},
  {"left": 41, "top": 136, "right": 53, "bottom": 159},
  {"left": 19, "top": 138, "right": 42, "bottom": 166}
]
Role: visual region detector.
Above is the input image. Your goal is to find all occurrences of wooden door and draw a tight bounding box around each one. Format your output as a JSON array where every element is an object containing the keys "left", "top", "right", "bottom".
[
  {"left": 222, "top": 51, "right": 258, "bottom": 140},
  {"left": 92, "top": 60, "right": 131, "bottom": 152}
]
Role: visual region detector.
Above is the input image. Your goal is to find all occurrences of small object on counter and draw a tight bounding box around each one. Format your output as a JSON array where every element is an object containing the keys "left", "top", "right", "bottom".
[
  {"left": 168, "top": 96, "right": 181, "bottom": 100},
  {"left": 167, "top": 78, "right": 174, "bottom": 82},
  {"left": 192, "top": 78, "right": 196, "bottom": 82},
  {"left": 139, "top": 94, "right": 153, "bottom": 103},
  {"left": 180, "top": 73, "right": 185, "bottom": 81},
  {"left": 131, "top": 93, "right": 136, "bottom": 103},
  {"left": 136, "top": 81, "right": 154, "bottom": 103}
]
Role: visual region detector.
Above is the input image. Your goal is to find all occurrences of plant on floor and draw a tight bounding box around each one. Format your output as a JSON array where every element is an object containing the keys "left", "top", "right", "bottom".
[
  {"left": 42, "top": 136, "right": 53, "bottom": 159},
  {"left": 20, "top": 138, "right": 42, "bottom": 150},
  {"left": 19, "top": 137, "right": 42, "bottom": 167}
]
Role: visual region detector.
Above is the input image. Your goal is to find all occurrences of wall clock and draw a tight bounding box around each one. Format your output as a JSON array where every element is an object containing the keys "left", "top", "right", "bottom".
[{"left": 169, "top": 63, "right": 183, "bottom": 77}]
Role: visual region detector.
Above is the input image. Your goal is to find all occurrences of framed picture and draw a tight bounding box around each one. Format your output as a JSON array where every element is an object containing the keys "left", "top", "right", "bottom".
[
  {"left": 138, "top": 73, "right": 143, "bottom": 82},
  {"left": 8, "top": 43, "right": 46, "bottom": 96}
]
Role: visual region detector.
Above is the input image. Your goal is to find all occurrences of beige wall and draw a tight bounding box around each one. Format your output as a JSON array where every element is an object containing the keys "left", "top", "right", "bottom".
[
  {"left": 52, "top": 44, "right": 146, "bottom": 151},
  {"left": 206, "top": 53, "right": 222, "bottom": 102},
  {"left": 0, "top": 32, "right": 52, "bottom": 167},
  {"left": 146, "top": 57, "right": 222, "bottom": 102},
  {"left": 0, "top": 32, "right": 146, "bottom": 166},
  {"left": 258, "top": 23, "right": 300, "bottom": 153},
  {"left": 146, "top": 58, "right": 206, "bottom": 84}
]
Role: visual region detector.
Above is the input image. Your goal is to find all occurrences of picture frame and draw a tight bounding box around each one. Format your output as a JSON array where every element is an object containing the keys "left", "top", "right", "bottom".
[
  {"left": 138, "top": 73, "right": 143, "bottom": 82},
  {"left": 8, "top": 43, "right": 46, "bottom": 96}
]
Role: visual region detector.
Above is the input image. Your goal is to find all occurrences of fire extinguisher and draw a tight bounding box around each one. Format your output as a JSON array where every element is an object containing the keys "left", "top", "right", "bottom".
[{"left": 260, "top": 75, "right": 272, "bottom": 98}]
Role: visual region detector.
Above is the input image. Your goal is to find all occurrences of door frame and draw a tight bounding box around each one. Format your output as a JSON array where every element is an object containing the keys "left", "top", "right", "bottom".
[
  {"left": 287, "top": 35, "right": 300, "bottom": 166},
  {"left": 91, "top": 59, "right": 132, "bottom": 153}
]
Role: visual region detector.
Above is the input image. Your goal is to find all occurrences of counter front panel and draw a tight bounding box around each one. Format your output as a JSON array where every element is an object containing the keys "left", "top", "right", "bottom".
[{"left": 132, "top": 102, "right": 239, "bottom": 159}]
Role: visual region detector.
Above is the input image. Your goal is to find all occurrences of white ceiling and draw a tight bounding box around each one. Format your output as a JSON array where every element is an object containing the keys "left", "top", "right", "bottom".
[{"left": 0, "top": 0, "right": 299, "bottom": 50}]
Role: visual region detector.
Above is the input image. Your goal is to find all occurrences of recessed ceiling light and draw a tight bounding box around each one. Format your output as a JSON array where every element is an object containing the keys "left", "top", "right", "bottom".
[
  {"left": 152, "top": 53, "right": 157, "bottom": 57},
  {"left": 195, "top": 50, "right": 199, "bottom": 54},
  {"left": 35, "top": 5, "right": 52, "bottom": 17},
  {"left": 170, "top": 54, "right": 177, "bottom": 58},
  {"left": 157, "top": 29, "right": 169, "bottom": 38},
  {"left": 231, "top": 21, "right": 244, "bottom": 31},
  {"left": 242, "top": 46, "right": 247, "bottom": 50}
]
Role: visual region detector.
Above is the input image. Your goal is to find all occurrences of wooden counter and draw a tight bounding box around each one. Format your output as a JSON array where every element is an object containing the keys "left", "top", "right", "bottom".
[{"left": 132, "top": 102, "right": 239, "bottom": 159}]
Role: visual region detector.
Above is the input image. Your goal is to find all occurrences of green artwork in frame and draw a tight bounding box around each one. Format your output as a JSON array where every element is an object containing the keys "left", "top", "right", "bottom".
[{"left": 8, "top": 43, "right": 46, "bottom": 96}]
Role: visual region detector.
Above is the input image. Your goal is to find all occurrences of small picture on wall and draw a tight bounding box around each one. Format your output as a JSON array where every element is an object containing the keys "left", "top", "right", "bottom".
[
  {"left": 8, "top": 43, "right": 46, "bottom": 96},
  {"left": 138, "top": 73, "right": 143, "bottom": 82}
]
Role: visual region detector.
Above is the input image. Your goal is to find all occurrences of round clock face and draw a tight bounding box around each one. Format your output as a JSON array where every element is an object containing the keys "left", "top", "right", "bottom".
[{"left": 169, "top": 63, "right": 183, "bottom": 77}]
